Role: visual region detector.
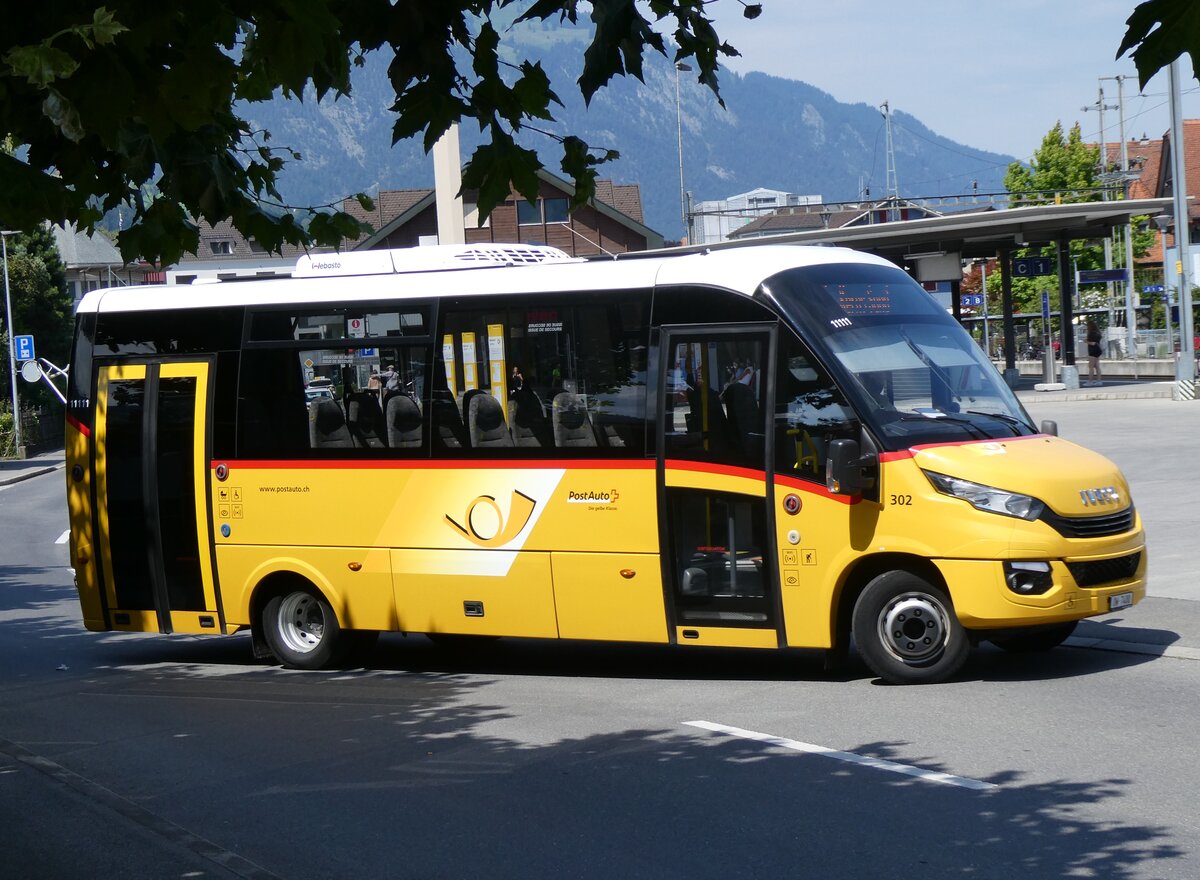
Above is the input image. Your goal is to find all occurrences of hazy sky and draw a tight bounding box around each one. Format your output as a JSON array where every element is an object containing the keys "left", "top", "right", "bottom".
[{"left": 708, "top": 0, "right": 1200, "bottom": 165}]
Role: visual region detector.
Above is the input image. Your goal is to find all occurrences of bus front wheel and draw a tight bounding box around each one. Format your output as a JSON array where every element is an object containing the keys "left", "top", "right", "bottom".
[
  {"left": 852, "top": 571, "right": 969, "bottom": 685},
  {"left": 262, "top": 586, "right": 342, "bottom": 670}
]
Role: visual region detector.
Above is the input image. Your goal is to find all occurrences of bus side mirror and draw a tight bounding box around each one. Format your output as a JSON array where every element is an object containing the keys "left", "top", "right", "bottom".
[
  {"left": 826, "top": 439, "right": 878, "bottom": 496},
  {"left": 1039, "top": 419, "right": 1058, "bottom": 436}
]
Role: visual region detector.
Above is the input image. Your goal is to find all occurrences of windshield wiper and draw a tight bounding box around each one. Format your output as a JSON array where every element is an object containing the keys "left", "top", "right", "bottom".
[
  {"left": 896, "top": 412, "right": 989, "bottom": 439},
  {"left": 965, "top": 410, "right": 1030, "bottom": 434}
]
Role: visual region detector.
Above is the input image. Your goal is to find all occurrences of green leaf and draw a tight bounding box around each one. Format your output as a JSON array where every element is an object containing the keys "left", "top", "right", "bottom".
[
  {"left": 90, "top": 7, "right": 130, "bottom": 46},
  {"left": 4, "top": 45, "right": 79, "bottom": 87},
  {"left": 42, "top": 89, "right": 85, "bottom": 142},
  {"left": 461, "top": 133, "right": 543, "bottom": 220},
  {"left": 1117, "top": 0, "right": 1200, "bottom": 89}
]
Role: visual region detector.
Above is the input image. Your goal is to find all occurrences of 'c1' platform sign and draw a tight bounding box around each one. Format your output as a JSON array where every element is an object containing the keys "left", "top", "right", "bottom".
[{"left": 1012, "top": 256, "right": 1054, "bottom": 277}]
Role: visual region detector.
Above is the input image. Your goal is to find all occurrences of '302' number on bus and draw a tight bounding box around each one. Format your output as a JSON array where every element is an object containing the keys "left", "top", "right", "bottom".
[{"left": 889, "top": 494, "right": 913, "bottom": 506}]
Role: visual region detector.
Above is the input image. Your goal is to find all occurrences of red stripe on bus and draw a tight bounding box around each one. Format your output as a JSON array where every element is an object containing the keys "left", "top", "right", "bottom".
[
  {"left": 906, "top": 434, "right": 1051, "bottom": 454},
  {"left": 67, "top": 412, "right": 91, "bottom": 438},
  {"left": 212, "top": 458, "right": 657, "bottom": 471},
  {"left": 663, "top": 459, "right": 766, "bottom": 481},
  {"left": 773, "top": 473, "right": 857, "bottom": 504}
]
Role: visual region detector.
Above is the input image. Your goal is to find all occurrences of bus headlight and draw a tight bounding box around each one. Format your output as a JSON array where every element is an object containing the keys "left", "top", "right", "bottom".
[{"left": 923, "top": 471, "right": 1045, "bottom": 520}]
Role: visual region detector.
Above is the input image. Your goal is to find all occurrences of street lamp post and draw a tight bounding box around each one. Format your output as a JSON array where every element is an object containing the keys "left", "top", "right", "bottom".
[
  {"left": 1, "top": 230, "right": 22, "bottom": 457},
  {"left": 674, "top": 61, "right": 692, "bottom": 243},
  {"left": 1153, "top": 213, "right": 1174, "bottom": 359}
]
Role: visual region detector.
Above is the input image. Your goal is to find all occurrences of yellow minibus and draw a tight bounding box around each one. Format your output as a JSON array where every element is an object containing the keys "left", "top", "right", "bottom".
[{"left": 64, "top": 243, "right": 1145, "bottom": 684}]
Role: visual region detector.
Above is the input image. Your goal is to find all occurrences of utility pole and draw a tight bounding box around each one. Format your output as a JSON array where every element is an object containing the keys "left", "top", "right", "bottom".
[
  {"left": 1168, "top": 60, "right": 1195, "bottom": 391},
  {"left": 881, "top": 101, "right": 900, "bottom": 222}
]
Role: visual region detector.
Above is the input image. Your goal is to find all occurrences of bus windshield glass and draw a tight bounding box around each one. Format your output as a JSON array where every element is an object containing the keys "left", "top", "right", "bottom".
[{"left": 763, "top": 263, "right": 1036, "bottom": 449}]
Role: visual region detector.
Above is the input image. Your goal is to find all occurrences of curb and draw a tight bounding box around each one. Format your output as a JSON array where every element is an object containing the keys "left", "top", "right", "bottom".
[
  {"left": 0, "top": 463, "right": 64, "bottom": 488},
  {"left": 1065, "top": 636, "right": 1200, "bottom": 662}
]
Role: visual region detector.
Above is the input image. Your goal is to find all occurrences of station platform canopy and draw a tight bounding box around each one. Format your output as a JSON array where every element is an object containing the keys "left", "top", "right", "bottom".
[{"left": 672, "top": 197, "right": 1174, "bottom": 268}]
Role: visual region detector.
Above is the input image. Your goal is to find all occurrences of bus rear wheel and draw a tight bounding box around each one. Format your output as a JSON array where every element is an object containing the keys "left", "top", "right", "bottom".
[
  {"left": 852, "top": 571, "right": 969, "bottom": 685},
  {"left": 263, "top": 586, "right": 342, "bottom": 670}
]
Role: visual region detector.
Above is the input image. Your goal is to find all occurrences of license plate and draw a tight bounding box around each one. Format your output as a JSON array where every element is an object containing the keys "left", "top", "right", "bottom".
[{"left": 1109, "top": 591, "right": 1134, "bottom": 611}]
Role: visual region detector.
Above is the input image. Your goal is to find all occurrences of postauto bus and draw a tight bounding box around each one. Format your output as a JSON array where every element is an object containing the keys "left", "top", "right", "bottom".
[{"left": 64, "top": 243, "right": 1145, "bottom": 684}]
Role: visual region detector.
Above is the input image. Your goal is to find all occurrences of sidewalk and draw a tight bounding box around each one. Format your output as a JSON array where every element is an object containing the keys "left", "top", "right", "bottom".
[
  {"left": 4, "top": 447, "right": 1198, "bottom": 665},
  {"left": 0, "top": 449, "right": 65, "bottom": 487},
  {"left": 1013, "top": 377, "right": 1176, "bottom": 403}
]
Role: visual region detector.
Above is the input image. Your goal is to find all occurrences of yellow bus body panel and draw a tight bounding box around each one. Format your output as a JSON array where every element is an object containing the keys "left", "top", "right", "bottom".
[
  {"left": 774, "top": 435, "right": 1145, "bottom": 647},
  {"left": 551, "top": 552, "right": 668, "bottom": 643},
  {"left": 65, "top": 419, "right": 107, "bottom": 631},
  {"left": 674, "top": 626, "right": 779, "bottom": 649},
  {"left": 392, "top": 548, "right": 557, "bottom": 637},
  {"left": 216, "top": 545, "right": 398, "bottom": 632}
]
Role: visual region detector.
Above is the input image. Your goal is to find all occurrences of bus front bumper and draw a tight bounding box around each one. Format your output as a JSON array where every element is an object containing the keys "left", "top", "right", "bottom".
[{"left": 935, "top": 551, "right": 1147, "bottom": 629}]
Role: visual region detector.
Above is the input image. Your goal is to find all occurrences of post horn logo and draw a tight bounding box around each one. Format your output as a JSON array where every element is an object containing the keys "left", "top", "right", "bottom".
[{"left": 445, "top": 490, "right": 537, "bottom": 547}]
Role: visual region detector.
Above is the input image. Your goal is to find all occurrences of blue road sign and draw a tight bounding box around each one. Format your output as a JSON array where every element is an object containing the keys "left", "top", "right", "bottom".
[
  {"left": 1041, "top": 291, "right": 1051, "bottom": 322},
  {"left": 1143, "top": 284, "right": 1165, "bottom": 294},
  {"left": 14, "top": 334, "right": 34, "bottom": 362},
  {"left": 960, "top": 294, "right": 984, "bottom": 307}
]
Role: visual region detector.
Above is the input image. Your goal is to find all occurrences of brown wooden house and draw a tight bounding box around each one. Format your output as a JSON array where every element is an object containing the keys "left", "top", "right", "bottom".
[{"left": 340, "top": 169, "right": 663, "bottom": 255}]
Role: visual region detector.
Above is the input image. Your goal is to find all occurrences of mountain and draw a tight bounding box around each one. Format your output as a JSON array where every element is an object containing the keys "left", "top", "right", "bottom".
[{"left": 246, "top": 21, "right": 1014, "bottom": 240}]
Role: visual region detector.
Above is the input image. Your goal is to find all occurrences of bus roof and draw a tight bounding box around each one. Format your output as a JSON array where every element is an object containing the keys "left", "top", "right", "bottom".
[{"left": 76, "top": 244, "right": 897, "bottom": 314}]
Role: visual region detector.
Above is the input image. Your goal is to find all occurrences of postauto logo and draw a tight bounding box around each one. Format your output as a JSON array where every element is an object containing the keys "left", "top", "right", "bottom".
[
  {"left": 566, "top": 489, "right": 619, "bottom": 504},
  {"left": 444, "top": 490, "right": 536, "bottom": 547}
]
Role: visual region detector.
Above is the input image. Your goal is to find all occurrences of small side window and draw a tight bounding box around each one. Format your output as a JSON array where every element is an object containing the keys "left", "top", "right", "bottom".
[{"left": 774, "top": 332, "right": 859, "bottom": 482}]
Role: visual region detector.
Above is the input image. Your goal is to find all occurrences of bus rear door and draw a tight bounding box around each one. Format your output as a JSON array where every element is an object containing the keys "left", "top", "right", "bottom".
[
  {"left": 658, "top": 325, "right": 782, "bottom": 648},
  {"left": 93, "top": 361, "right": 221, "bottom": 633}
]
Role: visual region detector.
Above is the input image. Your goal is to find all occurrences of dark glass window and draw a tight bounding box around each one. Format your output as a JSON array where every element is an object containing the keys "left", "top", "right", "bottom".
[
  {"left": 103, "top": 378, "right": 153, "bottom": 609},
  {"left": 669, "top": 490, "right": 771, "bottom": 627},
  {"left": 773, "top": 331, "right": 859, "bottom": 483},
  {"left": 543, "top": 198, "right": 569, "bottom": 223},
  {"left": 663, "top": 332, "right": 769, "bottom": 470},
  {"left": 517, "top": 200, "right": 542, "bottom": 225},
  {"left": 156, "top": 377, "right": 206, "bottom": 611},
  {"left": 68, "top": 313, "right": 97, "bottom": 417},
  {"left": 652, "top": 286, "right": 779, "bottom": 327},
  {"left": 439, "top": 294, "right": 650, "bottom": 455},
  {"left": 95, "top": 307, "right": 244, "bottom": 355},
  {"left": 249, "top": 306, "right": 430, "bottom": 342},
  {"left": 238, "top": 344, "right": 431, "bottom": 458}
]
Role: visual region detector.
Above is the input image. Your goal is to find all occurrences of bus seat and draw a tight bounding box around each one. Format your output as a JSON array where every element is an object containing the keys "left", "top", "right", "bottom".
[
  {"left": 552, "top": 391, "right": 597, "bottom": 447},
  {"left": 509, "top": 387, "right": 549, "bottom": 447},
  {"left": 347, "top": 391, "right": 387, "bottom": 448},
  {"left": 461, "top": 388, "right": 484, "bottom": 425},
  {"left": 385, "top": 393, "right": 423, "bottom": 448},
  {"left": 432, "top": 395, "right": 468, "bottom": 449},
  {"left": 469, "top": 393, "right": 514, "bottom": 448},
  {"left": 309, "top": 399, "right": 352, "bottom": 448}
]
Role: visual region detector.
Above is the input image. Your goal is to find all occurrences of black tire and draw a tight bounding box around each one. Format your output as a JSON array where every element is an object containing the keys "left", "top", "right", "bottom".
[
  {"left": 989, "top": 621, "right": 1078, "bottom": 653},
  {"left": 852, "top": 570, "right": 970, "bottom": 684},
  {"left": 262, "top": 585, "right": 342, "bottom": 670},
  {"left": 341, "top": 630, "right": 380, "bottom": 666}
]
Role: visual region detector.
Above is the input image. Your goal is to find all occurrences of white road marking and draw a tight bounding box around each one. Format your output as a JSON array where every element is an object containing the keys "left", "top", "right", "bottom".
[
  {"left": 684, "top": 720, "right": 997, "bottom": 791},
  {"left": 55, "top": 530, "right": 69, "bottom": 544}
]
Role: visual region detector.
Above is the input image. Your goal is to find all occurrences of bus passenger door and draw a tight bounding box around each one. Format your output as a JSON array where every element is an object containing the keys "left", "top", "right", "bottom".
[
  {"left": 93, "top": 361, "right": 221, "bottom": 633},
  {"left": 658, "top": 326, "right": 782, "bottom": 648}
]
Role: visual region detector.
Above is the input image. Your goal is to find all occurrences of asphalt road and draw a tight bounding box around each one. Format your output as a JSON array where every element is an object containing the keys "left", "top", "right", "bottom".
[{"left": 2, "top": 400, "right": 1199, "bottom": 878}]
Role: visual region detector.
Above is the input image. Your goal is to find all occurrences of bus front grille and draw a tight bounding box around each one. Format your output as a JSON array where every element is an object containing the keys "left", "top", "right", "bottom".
[
  {"left": 1040, "top": 506, "right": 1135, "bottom": 538},
  {"left": 1067, "top": 552, "right": 1141, "bottom": 588}
]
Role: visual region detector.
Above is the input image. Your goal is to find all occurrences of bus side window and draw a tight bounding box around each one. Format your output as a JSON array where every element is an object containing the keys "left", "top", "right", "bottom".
[{"left": 774, "top": 333, "right": 859, "bottom": 482}]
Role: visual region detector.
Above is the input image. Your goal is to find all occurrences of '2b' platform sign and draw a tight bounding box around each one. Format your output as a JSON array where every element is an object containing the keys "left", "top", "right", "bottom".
[{"left": 1012, "top": 256, "right": 1054, "bottom": 277}]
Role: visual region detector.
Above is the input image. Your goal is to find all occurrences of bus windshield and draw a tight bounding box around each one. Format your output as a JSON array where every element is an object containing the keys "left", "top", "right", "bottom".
[{"left": 763, "top": 262, "right": 1037, "bottom": 450}]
